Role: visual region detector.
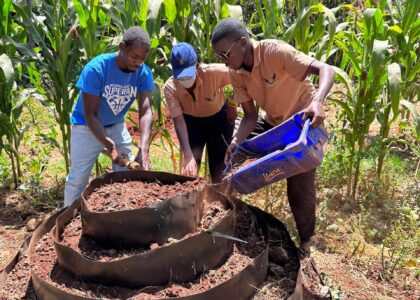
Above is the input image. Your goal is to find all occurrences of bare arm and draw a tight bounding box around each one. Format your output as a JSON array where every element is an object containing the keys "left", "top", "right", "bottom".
[
  {"left": 135, "top": 90, "right": 153, "bottom": 170},
  {"left": 83, "top": 92, "right": 125, "bottom": 164},
  {"left": 173, "top": 115, "right": 197, "bottom": 176},
  {"left": 302, "top": 60, "right": 336, "bottom": 127},
  {"left": 225, "top": 100, "right": 258, "bottom": 162}
]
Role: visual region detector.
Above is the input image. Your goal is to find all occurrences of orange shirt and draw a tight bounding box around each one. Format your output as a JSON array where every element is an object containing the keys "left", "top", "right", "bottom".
[
  {"left": 230, "top": 39, "right": 315, "bottom": 125},
  {"left": 164, "top": 63, "right": 230, "bottom": 118}
]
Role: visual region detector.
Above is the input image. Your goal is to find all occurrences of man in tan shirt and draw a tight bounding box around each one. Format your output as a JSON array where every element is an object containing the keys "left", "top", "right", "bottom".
[
  {"left": 164, "top": 42, "right": 236, "bottom": 182},
  {"left": 212, "top": 18, "right": 335, "bottom": 257}
]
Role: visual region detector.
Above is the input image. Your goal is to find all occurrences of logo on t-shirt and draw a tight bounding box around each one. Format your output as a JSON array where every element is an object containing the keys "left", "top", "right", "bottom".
[{"left": 102, "top": 84, "right": 137, "bottom": 115}]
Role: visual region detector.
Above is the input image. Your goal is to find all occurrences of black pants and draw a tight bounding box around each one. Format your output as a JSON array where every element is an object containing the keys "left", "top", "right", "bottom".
[
  {"left": 184, "top": 104, "right": 234, "bottom": 183},
  {"left": 250, "top": 117, "right": 317, "bottom": 243}
]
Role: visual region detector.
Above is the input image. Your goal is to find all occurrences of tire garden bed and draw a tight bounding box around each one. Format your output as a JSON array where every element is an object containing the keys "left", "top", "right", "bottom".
[{"left": 0, "top": 170, "right": 324, "bottom": 300}]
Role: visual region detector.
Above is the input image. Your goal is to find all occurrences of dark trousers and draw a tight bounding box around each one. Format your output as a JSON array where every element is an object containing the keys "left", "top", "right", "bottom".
[
  {"left": 184, "top": 103, "right": 234, "bottom": 183},
  {"left": 250, "top": 117, "right": 317, "bottom": 243}
]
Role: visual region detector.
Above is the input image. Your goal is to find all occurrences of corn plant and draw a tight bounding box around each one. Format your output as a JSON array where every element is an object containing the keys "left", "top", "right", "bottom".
[
  {"left": 375, "top": 63, "right": 401, "bottom": 179},
  {"left": 0, "top": 54, "right": 28, "bottom": 187},
  {"left": 332, "top": 7, "right": 390, "bottom": 199},
  {"left": 386, "top": 0, "right": 419, "bottom": 123},
  {"left": 12, "top": 0, "right": 82, "bottom": 173},
  {"left": 283, "top": 1, "right": 337, "bottom": 60},
  {"left": 250, "top": 0, "right": 286, "bottom": 39},
  {"left": 72, "top": 0, "right": 114, "bottom": 60},
  {"left": 190, "top": 0, "right": 242, "bottom": 63}
]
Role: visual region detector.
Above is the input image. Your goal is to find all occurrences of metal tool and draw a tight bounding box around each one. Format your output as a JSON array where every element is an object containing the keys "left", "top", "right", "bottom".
[{"left": 207, "top": 230, "right": 247, "bottom": 244}]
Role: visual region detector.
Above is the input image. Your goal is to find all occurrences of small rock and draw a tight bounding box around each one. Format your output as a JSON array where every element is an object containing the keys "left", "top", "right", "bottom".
[
  {"left": 167, "top": 237, "right": 179, "bottom": 244},
  {"left": 26, "top": 218, "right": 42, "bottom": 232},
  {"left": 150, "top": 243, "right": 159, "bottom": 250},
  {"left": 35, "top": 244, "right": 43, "bottom": 252}
]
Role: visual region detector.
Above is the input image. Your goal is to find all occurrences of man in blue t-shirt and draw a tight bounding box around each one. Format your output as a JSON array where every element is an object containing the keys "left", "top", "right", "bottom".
[{"left": 64, "top": 26, "right": 155, "bottom": 207}]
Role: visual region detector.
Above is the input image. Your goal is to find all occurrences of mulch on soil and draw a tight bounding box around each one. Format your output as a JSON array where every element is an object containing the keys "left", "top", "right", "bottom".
[{"left": 85, "top": 178, "right": 205, "bottom": 212}]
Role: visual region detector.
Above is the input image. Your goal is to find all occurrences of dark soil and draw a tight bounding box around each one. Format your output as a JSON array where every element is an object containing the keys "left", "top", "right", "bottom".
[
  {"left": 224, "top": 149, "right": 259, "bottom": 178},
  {"left": 0, "top": 251, "right": 36, "bottom": 300},
  {"left": 132, "top": 205, "right": 268, "bottom": 299},
  {"left": 32, "top": 229, "right": 141, "bottom": 299},
  {"left": 134, "top": 248, "right": 253, "bottom": 299},
  {"left": 28, "top": 202, "right": 267, "bottom": 299},
  {"left": 85, "top": 178, "right": 205, "bottom": 212},
  {"left": 60, "top": 200, "right": 228, "bottom": 262},
  {"left": 2, "top": 204, "right": 303, "bottom": 300}
]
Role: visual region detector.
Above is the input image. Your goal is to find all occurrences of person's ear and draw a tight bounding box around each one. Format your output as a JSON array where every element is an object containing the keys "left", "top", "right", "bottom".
[
  {"left": 119, "top": 41, "right": 127, "bottom": 52},
  {"left": 239, "top": 37, "right": 247, "bottom": 46}
]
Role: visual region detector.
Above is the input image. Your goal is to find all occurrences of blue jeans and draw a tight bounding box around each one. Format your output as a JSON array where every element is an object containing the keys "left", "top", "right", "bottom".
[{"left": 64, "top": 122, "right": 134, "bottom": 207}]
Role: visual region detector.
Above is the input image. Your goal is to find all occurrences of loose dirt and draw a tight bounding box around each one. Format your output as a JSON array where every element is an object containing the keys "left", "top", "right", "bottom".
[
  {"left": 60, "top": 200, "right": 228, "bottom": 262},
  {"left": 85, "top": 178, "right": 205, "bottom": 212},
  {"left": 0, "top": 251, "right": 36, "bottom": 300},
  {"left": 28, "top": 202, "right": 267, "bottom": 299},
  {"left": 131, "top": 206, "right": 268, "bottom": 299}
]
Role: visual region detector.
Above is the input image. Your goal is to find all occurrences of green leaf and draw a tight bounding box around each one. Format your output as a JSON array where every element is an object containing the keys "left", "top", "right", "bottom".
[
  {"left": 330, "top": 98, "right": 354, "bottom": 121},
  {"left": 401, "top": 0, "right": 420, "bottom": 34},
  {"left": 139, "top": 0, "right": 149, "bottom": 28},
  {"left": 73, "top": 0, "right": 88, "bottom": 28},
  {"left": 389, "top": 25, "right": 403, "bottom": 35},
  {"left": 0, "top": 54, "right": 15, "bottom": 93},
  {"left": 163, "top": 0, "right": 176, "bottom": 24},
  {"left": 1, "top": 0, "right": 12, "bottom": 35},
  {"left": 149, "top": 0, "right": 163, "bottom": 20},
  {"left": 370, "top": 39, "right": 389, "bottom": 77},
  {"left": 387, "top": 63, "right": 401, "bottom": 119},
  {"left": 332, "top": 66, "right": 355, "bottom": 100},
  {"left": 401, "top": 100, "right": 420, "bottom": 140}
]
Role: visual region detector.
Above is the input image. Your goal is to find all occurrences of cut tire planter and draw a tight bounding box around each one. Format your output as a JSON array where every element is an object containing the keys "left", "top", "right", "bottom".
[
  {"left": 30, "top": 200, "right": 269, "bottom": 300},
  {"left": 28, "top": 170, "right": 270, "bottom": 300},
  {"left": 54, "top": 193, "right": 235, "bottom": 287},
  {"left": 81, "top": 171, "right": 206, "bottom": 248}
]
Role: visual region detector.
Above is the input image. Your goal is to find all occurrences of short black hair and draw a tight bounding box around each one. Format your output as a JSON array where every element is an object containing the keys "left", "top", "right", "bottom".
[
  {"left": 211, "top": 18, "right": 249, "bottom": 44},
  {"left": 123, "top": 26, "right": 150, "bottom": 47}
]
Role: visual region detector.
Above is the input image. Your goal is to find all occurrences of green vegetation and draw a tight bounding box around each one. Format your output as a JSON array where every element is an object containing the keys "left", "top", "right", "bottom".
[{"left": 0, "top": 0, "right": 418, "bottom": 297}]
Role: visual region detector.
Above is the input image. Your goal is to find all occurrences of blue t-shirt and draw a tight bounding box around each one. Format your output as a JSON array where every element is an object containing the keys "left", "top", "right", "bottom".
[{"left": 71, "top": 52, "right": 155, "bottom": 126}]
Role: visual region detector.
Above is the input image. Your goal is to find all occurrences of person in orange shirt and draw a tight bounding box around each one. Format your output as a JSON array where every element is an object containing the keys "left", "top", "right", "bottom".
[
  {"left": 164, "top": 42, "right": 237, "bottom": 183},
  {"left": 212, "top": 18, "right": 335, "bottom": 257}
]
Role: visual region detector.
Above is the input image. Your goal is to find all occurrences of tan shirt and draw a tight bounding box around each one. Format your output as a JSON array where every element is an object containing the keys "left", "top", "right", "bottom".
[
  {"left": 230, "top": 39, "right": 315, "bottom": 125},
  {"left": 164, "top": 63, "right": 230, "bottom": 118}
]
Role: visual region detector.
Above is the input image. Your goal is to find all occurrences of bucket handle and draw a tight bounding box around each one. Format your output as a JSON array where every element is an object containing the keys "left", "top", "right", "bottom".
[{"left": 284, "top": 118, "right": 311, "bottom": 152}]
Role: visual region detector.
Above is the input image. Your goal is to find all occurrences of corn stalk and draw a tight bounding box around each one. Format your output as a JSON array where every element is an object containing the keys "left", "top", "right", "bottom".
[
  {"left": 12, "top": 0, "right": 82, "bottom": 173},
  {"left": 332, "top": 7, "right": 389, "bottom": 199},
  {"left": 0, "top": 54, "right": 28, "bottom": 187}
]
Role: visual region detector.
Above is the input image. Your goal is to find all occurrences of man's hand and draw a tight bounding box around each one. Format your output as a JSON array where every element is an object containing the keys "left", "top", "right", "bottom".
[
  {"left": 110, "top": 146, "right": 129, "bottom": 166},
  {"left": 134, "top": 151, "right": 151, "bottom": 170},
  {"left": 302, "top": 100, "right": 325, "bottom": 128},
  {"left": 227, "top": 104, "right": 237, "bottom": 125},
  {"left": 181, "top": 154, "right": 197, "bottom": 177}
]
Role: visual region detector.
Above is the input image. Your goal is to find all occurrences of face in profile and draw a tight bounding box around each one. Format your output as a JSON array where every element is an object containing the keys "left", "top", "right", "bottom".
[{"left": 213, "top": 37, "right": 246, "bottom": 70}]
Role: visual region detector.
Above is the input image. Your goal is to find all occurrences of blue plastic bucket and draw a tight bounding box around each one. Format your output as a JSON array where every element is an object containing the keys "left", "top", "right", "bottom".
[{"left": 226, "top": 113, "right": 329, "bottom": 194}]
